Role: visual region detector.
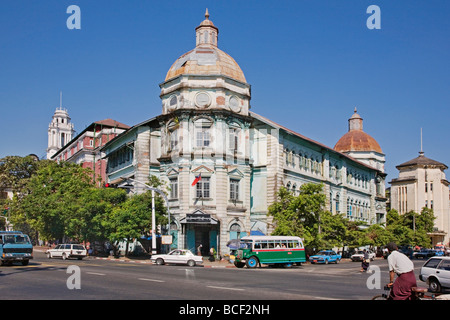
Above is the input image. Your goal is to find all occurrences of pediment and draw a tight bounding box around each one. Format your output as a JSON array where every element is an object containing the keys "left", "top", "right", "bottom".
[
  {"left": 192, "top": 165, "right": 214, "bottom": 173},
  {"left": 228, "top": 167, "right": 244, "bottom": 178},
  {"left": 166, "top": 168, "right": 179, "bottom": 176}
]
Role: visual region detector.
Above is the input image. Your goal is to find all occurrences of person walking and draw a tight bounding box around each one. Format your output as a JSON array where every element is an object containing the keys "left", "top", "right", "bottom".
[
  {"left": 209, "top": 247, "right": 216, "bottom": 262},
  {"left": 197, "top": 244, "right": 202, "bottom": 256},
  {"left": 360, "top": 249, "right": 370, "bottom": 272}
]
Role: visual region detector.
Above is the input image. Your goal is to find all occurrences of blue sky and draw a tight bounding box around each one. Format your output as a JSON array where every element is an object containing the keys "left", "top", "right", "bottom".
[{"left": 1, "top": 0, "right": 449, "bottom": 183}]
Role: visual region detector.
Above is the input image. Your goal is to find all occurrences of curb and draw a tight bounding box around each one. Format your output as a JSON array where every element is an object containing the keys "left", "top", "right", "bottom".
[{"left": 34, "top": 247, "right": 235, "bottom": 268}]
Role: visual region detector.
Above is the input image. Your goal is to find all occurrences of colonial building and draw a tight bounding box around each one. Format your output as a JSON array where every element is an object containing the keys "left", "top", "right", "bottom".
[
  {"left": 102, "top": 11, "right": 387, "bottom": 255},
  {"left": 389, "top": 151, "right": 450, "bottom": 246},
  {"left": 51, "top": 119, "right": 130, "bottom": 184}
]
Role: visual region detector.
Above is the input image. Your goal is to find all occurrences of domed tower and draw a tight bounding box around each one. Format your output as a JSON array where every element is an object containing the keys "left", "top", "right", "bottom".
[
  {"left": 157, "top": 10, "right": 252, "bottom": 257},
  {"left": 334, "top": 108, "right": 385, "bottom": 172},
  {"left": 160, "top": 9, "right": 250, "bottom": 116}
]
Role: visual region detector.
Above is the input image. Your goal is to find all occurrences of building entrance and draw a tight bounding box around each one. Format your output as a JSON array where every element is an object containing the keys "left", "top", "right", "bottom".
[
  {"left": 181, "top": 209, "right": 220, "bottom": 256},
  {"left": 195, "top": 226, "right": 211, "bottom": 256}
]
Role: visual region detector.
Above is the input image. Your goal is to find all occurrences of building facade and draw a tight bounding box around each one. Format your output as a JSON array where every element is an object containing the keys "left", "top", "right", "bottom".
[
  {"left": 51, "top": 119, "right": 130, "bottom": 185},
  {"left": 102, "top": 11, "right": 387, "bottom": 256},
  {"left": 389, "top": 151, "right": 450, "bottom": 246}
]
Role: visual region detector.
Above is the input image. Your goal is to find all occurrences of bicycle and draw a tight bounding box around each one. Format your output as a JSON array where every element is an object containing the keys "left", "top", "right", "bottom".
[{"left": 372, "top": 285, "right": 438, "bottom": 300}]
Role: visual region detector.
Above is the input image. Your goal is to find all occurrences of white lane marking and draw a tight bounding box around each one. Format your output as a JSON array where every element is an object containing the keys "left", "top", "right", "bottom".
[
  {"left": 138, "top": 278, "right": 165, "bottom": 283},
  {"left": 206, "top": 285, "right": 245, "bottom": 291},
  {"left": 86, "top": 272, "right": 106, "bottom": 276}
]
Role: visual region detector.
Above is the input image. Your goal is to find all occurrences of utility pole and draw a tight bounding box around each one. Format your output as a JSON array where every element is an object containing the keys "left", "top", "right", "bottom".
[{"left": 120, "top": 177, "right": 171, "bottom": 255}]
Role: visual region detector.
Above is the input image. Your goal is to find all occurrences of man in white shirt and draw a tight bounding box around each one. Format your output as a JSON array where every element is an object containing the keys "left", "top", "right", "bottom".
[{"left": 386, "top": 242, "right": 417, "bottom": 300}]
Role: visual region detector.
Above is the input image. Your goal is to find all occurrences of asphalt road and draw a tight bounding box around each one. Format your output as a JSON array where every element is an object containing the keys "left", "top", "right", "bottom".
[{"left": 0, "top": 251, "right": 429, "bottom": 301}]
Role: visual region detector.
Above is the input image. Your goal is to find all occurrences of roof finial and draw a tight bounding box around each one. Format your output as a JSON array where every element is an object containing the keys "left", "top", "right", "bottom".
[
  {"left": 354, "top": 107, "right": 357, "bottom": 113},
  {"left": 205, "top": 8, "right": 209, "bottom": 20},
  {"left": 419, "top": 127, "right": 424, "bottom": 156}
]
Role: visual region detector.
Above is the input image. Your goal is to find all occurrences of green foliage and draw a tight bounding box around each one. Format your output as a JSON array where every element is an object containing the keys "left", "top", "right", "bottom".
[
  {"left": 268, "top": 183, "right": 437, "bottom": 250},
  {"left": 385, "top": 208, "right": 435, "bottom": 247},
  {"left": 6, "top": 158, "right": 169, "bottom": 251}
]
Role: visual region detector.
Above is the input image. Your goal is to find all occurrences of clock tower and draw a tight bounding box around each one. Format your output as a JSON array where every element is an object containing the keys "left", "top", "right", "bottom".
[{"left": 46, "top": 98, "right": 75, "bottom": 160}]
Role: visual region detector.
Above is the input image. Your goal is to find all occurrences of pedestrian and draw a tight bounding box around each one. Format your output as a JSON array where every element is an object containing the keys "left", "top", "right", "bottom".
[
  {"left": 209, "top": 247, "right": 216, "bottom": 262},
  {"left": 360, "top": 249, "right": 370, "bottom": 272},
  {"left": 197, "top": 244, "right": 202, "bottom": 256}
]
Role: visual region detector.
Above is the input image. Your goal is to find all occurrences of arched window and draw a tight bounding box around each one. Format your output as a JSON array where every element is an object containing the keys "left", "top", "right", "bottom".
[{"left": 230, "top": 223, "right": 241, "bottom": 240}]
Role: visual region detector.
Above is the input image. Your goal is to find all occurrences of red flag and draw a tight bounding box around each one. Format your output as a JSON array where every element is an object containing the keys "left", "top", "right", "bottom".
[{"left": 191, "top": 173, "right": 202, "bottom": 186}]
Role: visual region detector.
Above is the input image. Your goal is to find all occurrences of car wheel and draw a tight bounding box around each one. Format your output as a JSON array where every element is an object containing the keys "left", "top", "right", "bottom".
[
  {"left": 187, "top": 260, "right": 196, "bottom": 267},
  {"left": 47, "top": 252, "right": 52, "bottom": 259},
  {"left": 429, "top": 278, "right": 441, "bottom": 293},
  {"left": 62, "top": 253, "right": 67, "bottom": 260},
  {"left": 156, "top": 258, "right": 164, "bottom": 265},
  {"left": 325, "top": 259, "right": 329, "bottom": 264},
  {"left": 335, "top": 259, "right": 340, "bottom": 264},
  {"left": 246, "top": 256, "right": 259, "bottom": 268}
]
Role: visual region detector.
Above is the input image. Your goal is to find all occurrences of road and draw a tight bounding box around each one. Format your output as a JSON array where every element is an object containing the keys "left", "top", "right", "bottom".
[{"left": 0, "top": 251, "right": 429, "bottom": 303}]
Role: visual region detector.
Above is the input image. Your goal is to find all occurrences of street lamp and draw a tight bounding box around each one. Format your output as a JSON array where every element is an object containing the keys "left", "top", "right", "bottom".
[{"left": 119, "top": 177, "right": 171, "bottom": 255}]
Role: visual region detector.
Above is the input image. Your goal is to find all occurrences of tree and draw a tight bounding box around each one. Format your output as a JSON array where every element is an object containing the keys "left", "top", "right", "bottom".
[
  {"left": 10, "top": 160, "right": 95, "bottom": 242},
  {"left": 269, "top": 183, "right": 344, "bottom": 249},
  {"left": 102, "top": 175, "right": 169, "bottom": 255},
  {"left": 0, "top": 155, "right": 40, "bottom": 194},
  {"left": 384, "top": 208, "right": 435, "bottom": 248}
]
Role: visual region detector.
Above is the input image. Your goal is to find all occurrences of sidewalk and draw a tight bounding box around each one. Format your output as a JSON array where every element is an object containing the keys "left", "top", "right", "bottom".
[{"left": 33, "top": 246, "right": 235, "bottom": 268}]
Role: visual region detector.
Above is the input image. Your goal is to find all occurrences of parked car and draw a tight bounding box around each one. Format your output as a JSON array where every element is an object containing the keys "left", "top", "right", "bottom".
[
  {"left": 351, "top": 250, "right": 376, "bottom": 262},
  {"left": 309, "top": 250, "right": 341, "bottom": 264},
  {"left": 413, "top": 249, "right": 436, "bottom": 259},
  {"left": 46, "top": 244, "right": 87, "bottom": 260},
  {"left": 151, "top": 249, "right": 203, "bottom": 267},
  {"left": 419, "top": 256, "right": 450, "bottom": 293}
]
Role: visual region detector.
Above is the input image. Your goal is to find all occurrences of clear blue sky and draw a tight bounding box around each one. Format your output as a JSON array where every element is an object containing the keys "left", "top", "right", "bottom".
[{"left": 1, "top": 0, "right": 449, "bottom": 183}]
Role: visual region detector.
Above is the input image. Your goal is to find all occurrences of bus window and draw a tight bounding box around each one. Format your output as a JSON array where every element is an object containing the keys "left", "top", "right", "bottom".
[
  {"left": 268, "top": 241, "right": 275, "bottom": 249},
  {"left": 261, "top": 242, "right": 268, "bottom": 249},
  {"left": 254, "top": 242, "right": 261, "bottom": 249}
]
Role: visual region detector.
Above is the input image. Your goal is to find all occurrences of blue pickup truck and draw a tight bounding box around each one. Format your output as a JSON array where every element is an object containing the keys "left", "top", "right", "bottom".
[{"left": 0, "top": 231, "right": 33, "bottom": 266}]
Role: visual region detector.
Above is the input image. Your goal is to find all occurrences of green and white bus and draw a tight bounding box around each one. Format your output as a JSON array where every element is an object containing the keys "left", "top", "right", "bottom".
[{"left": 234, "top": 236, "right": 305, "bottom": 268}]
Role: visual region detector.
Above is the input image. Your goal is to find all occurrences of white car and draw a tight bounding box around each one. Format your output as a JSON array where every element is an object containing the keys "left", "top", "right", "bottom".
[
  {"left": 351, "top": 250, "right": 376, "bottom": 262},
  {"left": 46, "top": 244, "right": 87, "bottom": 260},
  {"left": 419, "top": 256, "right": 450, "bottom": 293},
  {"left": 151, "top": 249, "right": 203, "bottom": 267}
]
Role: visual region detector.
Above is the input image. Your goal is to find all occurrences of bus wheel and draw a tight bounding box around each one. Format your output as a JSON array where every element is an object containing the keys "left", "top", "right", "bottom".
[
  {"left": 283, "top": 263, "right": 293, "bottom": 268},
  {"left": 246, "top": 256, "right": 259, "bottom": 268},
  {"left": 22, "top": 260, "right": 29, "bottom": 266},
  {"left": 234, "top": 261, "right": 245, "bottom": 268}
]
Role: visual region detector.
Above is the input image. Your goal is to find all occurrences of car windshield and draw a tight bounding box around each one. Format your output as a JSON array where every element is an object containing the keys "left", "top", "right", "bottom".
[
  {"left": 3, "top": 234, "right": 31, "bottom": 245},
  {"left": 317, "top": 251, "right": 329, "bottom": 255}
]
